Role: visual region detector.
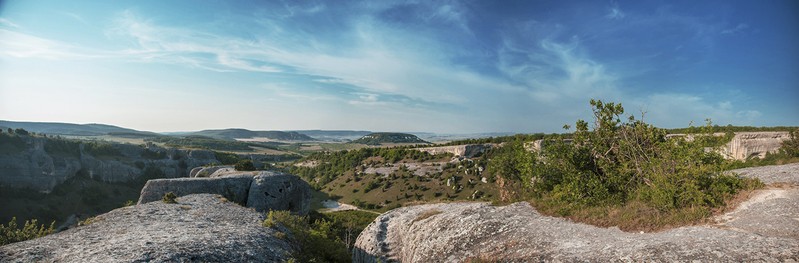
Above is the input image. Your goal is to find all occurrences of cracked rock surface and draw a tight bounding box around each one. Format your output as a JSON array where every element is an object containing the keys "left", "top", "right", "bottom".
[
  {"left": 354, "top": 163, "right": 799, "bottom": 262},
  {"left": 0, "top": 194, "right": 292, "bottom": 263}
]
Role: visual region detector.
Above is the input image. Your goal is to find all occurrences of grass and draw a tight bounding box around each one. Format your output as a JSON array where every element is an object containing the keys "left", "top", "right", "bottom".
[
  {"left": 319, "top": 166, "right": 499, "bottom": 213},
  {"left": 529, "top": 185, "right": 763, "bottom": 232}
]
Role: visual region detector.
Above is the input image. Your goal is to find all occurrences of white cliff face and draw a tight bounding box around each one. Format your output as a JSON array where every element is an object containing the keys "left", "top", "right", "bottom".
[
  {"left": 416, "top": 144, "right": 496, "bottom": 158},
  {"left": 720, "top": 132, "right": 790, "bottom": 160}
]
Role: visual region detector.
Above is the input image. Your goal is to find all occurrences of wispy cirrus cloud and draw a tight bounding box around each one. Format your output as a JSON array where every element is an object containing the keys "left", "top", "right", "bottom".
[
  {"left": 0, "top": 18, "right": 21, "bottom": 29},
  {"left": 721, "top": 23, "right": 750, "bottom": 35}
]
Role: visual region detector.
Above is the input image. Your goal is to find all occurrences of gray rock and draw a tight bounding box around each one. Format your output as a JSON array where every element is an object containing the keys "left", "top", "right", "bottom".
[
  {"left": 354, "top": 163, "right": 799, "bottom": 262},
  {"left": 137, "top": 175, "right": 253, "bottom": 205},
  {"left": 0, "top": 194, "right": 293, "bottom": 262},
  {"left": 192, "top": 165, "right": 236, "bottom": 178},
  {"left": 189, "top": 166, "right": 204, "bottom": 178},
  {"left": 247, "top": 171, "right": 312, "bottom": 215},
  {"left": 728, "top": 162, "right": 799, "bottom": 185}
]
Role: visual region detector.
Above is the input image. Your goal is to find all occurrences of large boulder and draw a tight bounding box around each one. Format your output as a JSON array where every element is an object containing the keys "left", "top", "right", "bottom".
[
  {"left": 246, "top": 171, "right": 312, "bottom": 215},
  {"left": 137, "top": 175, "right": 253, "bottom": 205},
  {"left": 0, "top": 194, "right": 293, "bottom": 262},
  {"left": 138, "top": 170, "right": 313, "bottom": 216}
]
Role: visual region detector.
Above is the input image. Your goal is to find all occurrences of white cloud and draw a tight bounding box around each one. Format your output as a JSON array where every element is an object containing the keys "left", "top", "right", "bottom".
[
  {"left": 721, "top": 23, "right": 750, "bottom": 35},
  {"left": 0, "top": 18, "right": 20, "bottom": 29},
  {"left": 606, "top": 8, "right": 625, "bottom": 20}
]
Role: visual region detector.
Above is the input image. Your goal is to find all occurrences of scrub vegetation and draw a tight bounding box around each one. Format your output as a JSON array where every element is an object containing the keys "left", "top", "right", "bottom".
[{"left": 486, "top": 100, "right": 765, "bottom": 231}]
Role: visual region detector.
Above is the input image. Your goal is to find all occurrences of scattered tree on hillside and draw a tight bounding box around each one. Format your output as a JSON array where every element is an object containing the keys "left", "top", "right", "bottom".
[{"left": 234, "top": 159, "right": 256, "bottom": 171}]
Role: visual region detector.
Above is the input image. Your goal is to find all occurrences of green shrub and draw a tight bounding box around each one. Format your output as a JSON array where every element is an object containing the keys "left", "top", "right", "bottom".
[
  {"left": 162, "top": 192, "right": 177, "bottom": 204},
  {"left": 234, "top": 159, "right": 256, "bottom": 171},
  {"left": 263, "top": 210, "right": 350, "bottom": 262},
  {"left": 0, "top": 217, "right": 55, "bottom": 246},
  {"left": 782, "top": 129, "right": 799, "bottom": 157}
]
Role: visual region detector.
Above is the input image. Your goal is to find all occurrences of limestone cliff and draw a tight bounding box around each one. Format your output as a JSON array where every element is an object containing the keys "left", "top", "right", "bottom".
[
  {"left": 0, "top": 136, "right": 218, "bottom": 193},
  {"left": 416, "top": 144, "right": 496, "bottom": 158},
  {"left": 720, "top": 131, "right": 790, "bottom": 160},
  {"left": 0, "top": 194, "right": 293, "bottom": 262}
]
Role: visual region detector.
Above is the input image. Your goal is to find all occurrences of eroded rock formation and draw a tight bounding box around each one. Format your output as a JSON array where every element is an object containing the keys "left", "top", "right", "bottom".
[
  {"left": 0, "top": 194, "right": 293, "bottom": 262},
  {"left": 720, "top": 132, "right": 790, "bottom": 160},
  {"left": 138, "top": 170, "right": 312, "bottom": 215}
]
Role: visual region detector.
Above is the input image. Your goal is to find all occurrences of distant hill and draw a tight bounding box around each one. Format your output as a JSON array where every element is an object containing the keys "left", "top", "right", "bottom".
[
  {"left": 0, "top": 120, "right": 158, "bottom": 137},
  {"left": 190, "top": 129, "right": 316, "bottom": 141},
  {"left": 351, "top": 132, "right": 430, "bottom": 145},
  {"left": 293, "top": 130, "right": 373, "bottom": 142}
]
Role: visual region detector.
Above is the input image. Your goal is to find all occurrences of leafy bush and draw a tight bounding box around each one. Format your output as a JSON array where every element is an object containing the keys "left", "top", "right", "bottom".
[
  {"left": 0, "top": 217, "right": 55, "bottom": 246},
  {"left": 782, "top": 128, "right": 799, "bottom": 157},
  {"left": 263, "top": 210, "right": 350, "bottom": 262},
  {"left": 234, "top": 159, "right": 256, "bottom": 171},
  {"left": 214, "top": 151, "right": 241, "bottom": 165},
  {"left": 83, "top": 141, "right": 123, "bottom": 157}
]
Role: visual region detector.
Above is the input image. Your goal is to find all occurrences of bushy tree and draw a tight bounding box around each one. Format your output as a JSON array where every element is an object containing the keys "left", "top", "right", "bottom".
[
  {"left": 0, "top": 217, "right": 55, "bottom": 246},
  {"left": 527, "top": 99, "right": 758, "bottom": 211},
  {"left": 781, "top": 129, "right": 799, "bottom": 157}
]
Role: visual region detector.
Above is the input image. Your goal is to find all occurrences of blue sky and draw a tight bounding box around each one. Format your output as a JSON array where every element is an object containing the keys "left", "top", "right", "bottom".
[{"left": 1, "top": 0, "right": 797, "bottom": 133}]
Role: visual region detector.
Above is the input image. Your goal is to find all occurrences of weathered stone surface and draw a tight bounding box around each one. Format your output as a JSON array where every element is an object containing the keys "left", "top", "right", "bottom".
[
  {"left": 354, "top": 164, "right": 799, "bottom": 262},
  {"left": 137, "top": 175, "right": 253, "bottom": 205},
  {"left": 247, "top": 171, "right": 312, "bottom": 215},
  {"left": 191, "top": 165, "right": 236, "bottom": 178},
  {"left": 0, "top": 194, "right": 293, "bottom": 262},
  {"left": 729, "top": 162, "right": 799, "bottom": 185}
]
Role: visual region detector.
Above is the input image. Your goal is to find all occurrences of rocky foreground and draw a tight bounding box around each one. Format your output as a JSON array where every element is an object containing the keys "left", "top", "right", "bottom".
[
  {"left": 0, "top": 194, "right": 292, "bottom": 262},
  {"left": 354, "top": 163, "right": 799, "bottom": 262}
]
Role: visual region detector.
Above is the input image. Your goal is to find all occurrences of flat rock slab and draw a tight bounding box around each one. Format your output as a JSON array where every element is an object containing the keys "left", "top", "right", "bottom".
[
  {"left": 354, "top": 202, "right": 798, "bottom": 262},
  {"left": 728, "top": 162, "right": 799, "bottom": 185},
  {"left": 137, "top": 175, "right": 254, "bottom": 205},
  {"left": 715, "top": 188, "right": 799, "bottom": 239},
  {"left": 0, "top": 194, "right": 292, "bottom": 262}
]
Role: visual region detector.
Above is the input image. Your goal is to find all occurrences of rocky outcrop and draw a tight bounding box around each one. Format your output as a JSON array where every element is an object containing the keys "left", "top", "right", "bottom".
[
  {"left": 416, "top": 144, "right": 495, "bottom": 158},
  {"left": 0, "top": 136, "right": 220, "bottom": 193},
  {"left": 0, "top": 194, "right": 293, "bottom": 262},
  {"left": 247, "top": 172, "right": 311, "bottom": 214},
  {"left": 137, "top": 175, "right": 254, "bottom": 205},
  {"left": 354, "top": 163, "right": 799, "bottom": 262},
  {"left": 190, "top": 165, "right": 236, "bottom": 178},
  {"left": 138, "top": 170, "right": 312, "bottom": 215},
  {"left": 720, "top": 132, "right": 790, "bottom": 160}
]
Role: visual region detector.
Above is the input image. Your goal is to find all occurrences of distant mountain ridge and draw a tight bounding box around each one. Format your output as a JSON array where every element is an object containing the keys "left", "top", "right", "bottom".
[
  {"left": 351, "top": 132, "right": 430, "bottom": 145},
  {"left": 189, "top": 129, "right": 316, "bottom": 141},
  {"left": 0, "top": 120, "right": 157, "bottom": 137}
]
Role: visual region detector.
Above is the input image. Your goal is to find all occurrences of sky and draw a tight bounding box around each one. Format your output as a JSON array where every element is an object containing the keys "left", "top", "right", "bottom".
[{"left": 0, "top": 0, "right": 797, "bottom": 134}]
